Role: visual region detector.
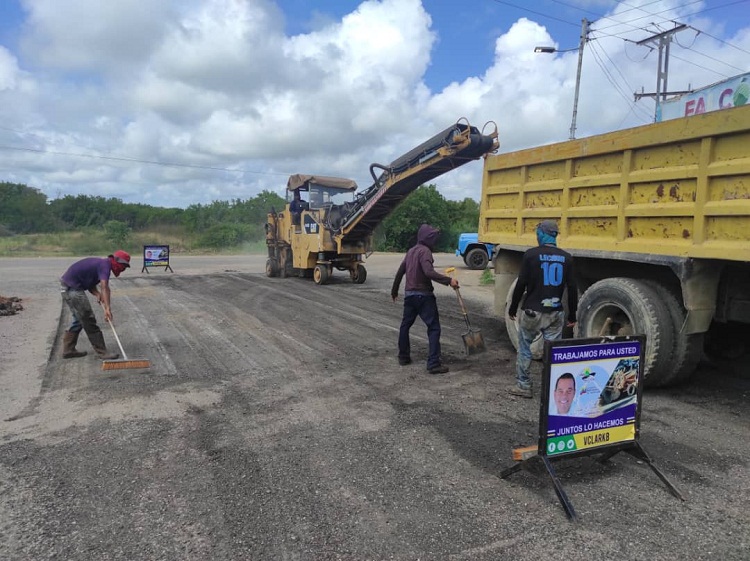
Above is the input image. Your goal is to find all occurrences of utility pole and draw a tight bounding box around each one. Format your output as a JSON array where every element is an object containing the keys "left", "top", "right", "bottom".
[
  {"left": 534, "top": 18, "right": 589, "bottom": 139},
  {"left": 569, "top": 19, "right": 589, "bottom": 140},
  {"left": 635, "top": 24, "right": 688, "bottom": 121}
]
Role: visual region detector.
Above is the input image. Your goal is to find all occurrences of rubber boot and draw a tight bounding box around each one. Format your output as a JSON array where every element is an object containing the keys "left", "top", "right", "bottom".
[
  {"left": 62, "top": 330, "right": 87, "bottom": 359},
  {"left": 89, "top": 330, "right": 119, "bottom": 360}
]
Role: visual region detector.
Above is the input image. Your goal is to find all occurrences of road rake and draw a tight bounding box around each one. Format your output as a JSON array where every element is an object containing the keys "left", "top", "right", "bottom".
[{"left": 101, "top": 319, "right": 151, "bottom": 371}]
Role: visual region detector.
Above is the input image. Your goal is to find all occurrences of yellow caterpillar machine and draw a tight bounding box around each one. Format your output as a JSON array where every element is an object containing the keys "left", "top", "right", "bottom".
[{"left": 265, "top": 119, "right": 498, "bottom": 284}]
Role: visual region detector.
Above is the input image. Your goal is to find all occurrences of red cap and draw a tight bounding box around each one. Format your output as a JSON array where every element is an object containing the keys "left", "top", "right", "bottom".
[{"left": 112, "top": 250, "right": 131, "bottom": 267}]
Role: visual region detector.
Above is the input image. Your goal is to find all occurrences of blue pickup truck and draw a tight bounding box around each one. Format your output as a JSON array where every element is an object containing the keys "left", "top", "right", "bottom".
[{"left": 455, "top": 233, "right": 495, "bottom": 270}]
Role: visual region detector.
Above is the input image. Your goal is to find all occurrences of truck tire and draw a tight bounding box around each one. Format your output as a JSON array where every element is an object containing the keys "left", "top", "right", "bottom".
[
  {"left": 576, "top": 278, "right": 675, "bottom": 387},
  {"left": 350, "top": 264, "right": 367, "bottom": 284},
  {"left": 313, "top": 265, "right": 329, "bottom": 285},
  {"left": 644, "top": 281, "right": 704, "bottom": 387},
  {"left": 464, "top": 248, "right": 489, "bottom": 270},
  {"left": 504, "top": 278, "right": 544, "bottom": 360}
]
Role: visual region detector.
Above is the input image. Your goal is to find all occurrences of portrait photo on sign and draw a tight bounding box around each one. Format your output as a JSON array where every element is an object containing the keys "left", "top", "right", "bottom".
[{"left": 548, "top": 358, "right": 639, "bottom": 418}]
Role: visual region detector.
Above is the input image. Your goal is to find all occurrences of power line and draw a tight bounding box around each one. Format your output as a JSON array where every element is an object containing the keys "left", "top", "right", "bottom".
[
  {"left": 596, "top": 0, "right": 750, "bottom": 41},
  {"left": 548, "top": 0, "right": 603, "bottom": 18},
  {"left": 683, "top": 0, "right": 750, "bottom": 19},
  {"left": 0, "top": 143, "right": 291, "bottom": 178},
  {"left": 675, "top": 31, "right": 748, "bottom": 74},
  {"left": 669, "top": 53, "right": 732, "bottom": 79},
  {"left": 594, "top": 0, "right": 703, "bottom": 33},
  {"left": 489, "top": 0, "right": 580, "bottom": 28},
  {"left": 587, "top": 40, "right": 652, "bottom": 123},
  {"left": 603, "top": 0, "right": 671, "bottom": 20},
  {"left": 687, "top": 25, "right": 750, "bottom": 57}
]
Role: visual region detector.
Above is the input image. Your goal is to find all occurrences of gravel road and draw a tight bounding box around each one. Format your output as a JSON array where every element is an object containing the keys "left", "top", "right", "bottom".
[{"left": 0, "top": 253, "right": 748, "bottom": 560}]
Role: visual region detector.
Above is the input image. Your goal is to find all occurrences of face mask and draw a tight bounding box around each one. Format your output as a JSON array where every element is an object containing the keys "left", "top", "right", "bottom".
[
  {"left": 111, "top": 260, "right": 127, "bottom": 277},
  {"left": 536, "top": 228, "right": 557, "bottom": 247}
]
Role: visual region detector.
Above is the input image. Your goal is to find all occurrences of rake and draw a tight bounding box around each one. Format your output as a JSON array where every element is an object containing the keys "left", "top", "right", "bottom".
[{"left": 101, "top": 319, "right": 151, "bottom": 371}]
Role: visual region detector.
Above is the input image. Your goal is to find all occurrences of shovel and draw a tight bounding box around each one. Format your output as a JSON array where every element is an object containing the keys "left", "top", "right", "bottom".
[
  {"left": 444, "top": 267, "right": 486, "bottom": 355},
  {"left": 454, "top": 286, "right": 487, "bottom": 355}
]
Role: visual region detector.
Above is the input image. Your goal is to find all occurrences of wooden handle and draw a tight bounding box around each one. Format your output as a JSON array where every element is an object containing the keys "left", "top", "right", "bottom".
[
  {"left": 106, "top": 319, "right": 128, "bottom": 360},
  {"left": 455, "top": 287, "right": 469, "bottom": 315}
]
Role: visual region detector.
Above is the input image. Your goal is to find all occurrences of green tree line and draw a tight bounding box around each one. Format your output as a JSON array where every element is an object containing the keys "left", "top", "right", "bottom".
[{"left": 0, "top": 181, "right": 479, "bottom": 252}]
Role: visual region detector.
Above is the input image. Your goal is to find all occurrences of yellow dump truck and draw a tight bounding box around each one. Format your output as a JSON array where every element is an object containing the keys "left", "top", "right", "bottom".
[{"left": 479, "top": 104, "right": 750, "bottom": 387}]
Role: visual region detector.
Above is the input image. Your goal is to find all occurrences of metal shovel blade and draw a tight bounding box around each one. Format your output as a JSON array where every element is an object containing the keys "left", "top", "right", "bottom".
[
  {"left": 453, "top": 286, "right": 486, "bottom": 355},
  {"left": 462, "top": 329, "right": 486, "bottom": 355}
]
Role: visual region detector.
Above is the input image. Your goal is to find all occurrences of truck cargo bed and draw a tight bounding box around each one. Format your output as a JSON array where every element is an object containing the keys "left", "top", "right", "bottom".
[{"left": 480, "top": 105, "right": 750, "bottom": 261}]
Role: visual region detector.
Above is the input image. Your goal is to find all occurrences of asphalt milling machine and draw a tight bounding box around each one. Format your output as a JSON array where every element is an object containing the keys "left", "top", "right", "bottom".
[{"left": 265, "top": 119, "right": 499, "bottom": 284}]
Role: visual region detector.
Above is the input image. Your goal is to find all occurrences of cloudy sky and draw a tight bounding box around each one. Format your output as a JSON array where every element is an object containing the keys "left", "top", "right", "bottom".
[{"left": 0, "top": 0, "right": 748, "bottom": 208}]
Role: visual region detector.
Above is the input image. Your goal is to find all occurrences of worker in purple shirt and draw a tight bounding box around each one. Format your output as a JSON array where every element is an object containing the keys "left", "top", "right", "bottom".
[{"left": 59, "top": 250, "right": 131, "bottom": 360}]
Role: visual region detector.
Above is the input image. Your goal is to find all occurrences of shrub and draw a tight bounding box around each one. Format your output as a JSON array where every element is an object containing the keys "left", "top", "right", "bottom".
[
  {"left": 479, "top": 268, "right": 495, "bottom": 285},
  {"left": 197, "top": 223, "right": 252, "bottom": 249},
  {"left": 104, "top": 220, "right": 131, "bottom": 247}
]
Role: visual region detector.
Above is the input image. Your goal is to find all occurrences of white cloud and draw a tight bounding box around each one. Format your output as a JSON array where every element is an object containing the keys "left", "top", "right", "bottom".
[
  {"left": 0, "top": 0, "right": 748, "bottom": 208},
  {"left": 0, "top": 46, "right": 20, "bottom": 90},
  {"left": 20, "top": 0, "right": 174, "bottom": 73}
]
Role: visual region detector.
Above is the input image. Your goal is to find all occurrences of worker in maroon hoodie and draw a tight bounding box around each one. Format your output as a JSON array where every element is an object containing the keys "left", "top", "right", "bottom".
[{"left": 391, "top": 224, "right": 459, "bottom": 374}]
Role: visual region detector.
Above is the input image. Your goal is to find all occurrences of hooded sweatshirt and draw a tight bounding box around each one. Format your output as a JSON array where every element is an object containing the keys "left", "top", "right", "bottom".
[{"left": 391, "top": 224, "right": 452, "bottom": 297}]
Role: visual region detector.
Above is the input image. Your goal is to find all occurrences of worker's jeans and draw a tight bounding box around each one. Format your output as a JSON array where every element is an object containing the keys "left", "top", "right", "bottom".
[
  {"left": 60, "top": 284, "right": 101, "bottom": 336},
  {"left": 398, "top": 294, "right": 442, "bottom": 369},
  {"left": 516, "top": 309, "right": 565, "bottom": 389}
]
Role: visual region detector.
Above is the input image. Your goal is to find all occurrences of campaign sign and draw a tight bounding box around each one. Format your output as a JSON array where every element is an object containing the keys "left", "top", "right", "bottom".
[
  {"left": 540, "top": 336, "right": 645, "bottom": 458},
  {"left": 143, "top": 245, "right": 170, "bottom": 268}
]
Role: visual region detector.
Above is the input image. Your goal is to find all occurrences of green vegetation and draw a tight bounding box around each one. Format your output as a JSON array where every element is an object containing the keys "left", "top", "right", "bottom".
[
  {"left": 374, "top": 185, "right": 479, "bottom": 253},
  {"left": 0, "top": 181, "right": 479, "bottom": 257},
  {"left": 479, "top": 268, "right": 495, "bottom": 285},
  {"left": 0, "top": 182, "right": 287, "bottom": 257}
]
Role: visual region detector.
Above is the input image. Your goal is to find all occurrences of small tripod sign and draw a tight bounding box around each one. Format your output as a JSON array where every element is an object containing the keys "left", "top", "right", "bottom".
[{"left": 501, "top": 335, "right": 683, "bottom": 520}]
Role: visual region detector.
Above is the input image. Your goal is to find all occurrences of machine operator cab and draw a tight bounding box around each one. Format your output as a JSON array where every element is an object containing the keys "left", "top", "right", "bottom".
[{"left": 286, "top": 174, "right": 358, "bottom": 233}]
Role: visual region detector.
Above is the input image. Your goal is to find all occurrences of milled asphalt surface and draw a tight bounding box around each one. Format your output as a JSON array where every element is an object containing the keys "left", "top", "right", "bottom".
[{"left": 0, "top": 253, "right": 748, "bottom": 560}]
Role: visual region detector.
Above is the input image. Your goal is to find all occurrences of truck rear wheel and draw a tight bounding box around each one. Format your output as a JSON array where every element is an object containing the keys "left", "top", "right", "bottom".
[
  {"left": 464, "top": 248, "right": 489, "bottom": 270},
  {"left": 504, "top": 278, "right": 544, "bottom": 360},
  {"left": 644, "top": 281, "right": 704, "bottom": 387},
  {"left": 576, "top": 278, "right": 675, "bottom": 386}
]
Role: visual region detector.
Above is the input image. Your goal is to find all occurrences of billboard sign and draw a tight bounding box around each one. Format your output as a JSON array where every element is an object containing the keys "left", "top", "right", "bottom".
[{"left": 658, "top": 72, "right": 750, "bottom": 121}]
